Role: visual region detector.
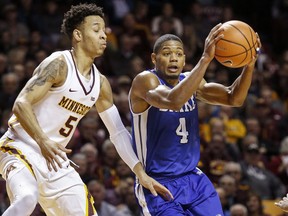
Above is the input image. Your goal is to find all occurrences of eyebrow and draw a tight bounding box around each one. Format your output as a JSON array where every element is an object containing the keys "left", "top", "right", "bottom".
[{"left": 162, "top": 47, "right": 183, "bottom": 51}]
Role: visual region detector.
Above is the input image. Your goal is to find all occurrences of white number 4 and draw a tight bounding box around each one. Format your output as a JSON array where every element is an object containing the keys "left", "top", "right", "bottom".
[{"left": 176, "top": 118, "right": 189, "bottom": 143}]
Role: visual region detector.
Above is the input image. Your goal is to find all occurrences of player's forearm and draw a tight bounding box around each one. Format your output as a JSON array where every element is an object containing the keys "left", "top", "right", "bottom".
[
  {"left": 170, "top": 56, "right": 211, "bottom": 103},
  {"left": 99, "top": 105, "right": 140, "bottom": 170},
  {"left": 228, "top": 63, "right": 254, "bottom": 106},
  {"left": 133, "top": 162, "right": 148, "bottom": 179},
  {"left": 13, "top": 99, "right": 49, "bottom": 143}
]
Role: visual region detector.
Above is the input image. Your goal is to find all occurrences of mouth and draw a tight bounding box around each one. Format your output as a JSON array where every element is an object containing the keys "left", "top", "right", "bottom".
[{"left": 167, "top": 65, "right": 179, "bottom": 73}]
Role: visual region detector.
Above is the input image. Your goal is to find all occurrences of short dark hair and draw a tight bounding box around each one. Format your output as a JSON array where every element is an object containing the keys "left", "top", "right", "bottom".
[
  {"left": 61, "top": 3, "right": 104, "bottom": 39},
  {"left": 153, "top": 34, "right": 183, "bottom": 54}
]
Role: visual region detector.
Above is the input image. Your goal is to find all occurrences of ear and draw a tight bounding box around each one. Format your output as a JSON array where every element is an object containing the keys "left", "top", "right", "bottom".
[
  {"left": 183, "top": 54, "right": 186, "bottom": 67},
  {"left": 73, "top": 29, "right": 81, "bottom": 41},
  {"left": 151, "top": 53, "right": 156, "bottom": 65}
]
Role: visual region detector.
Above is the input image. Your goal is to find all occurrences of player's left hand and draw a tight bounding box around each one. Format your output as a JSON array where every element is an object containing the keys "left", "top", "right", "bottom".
[
  {"left": 247, "top": 32, "right": 262, "bottom": 66},
  {"left": 133, "top": 162, "right": 173, "bottom": 200},
  {"left": 138, "top": 174, "right": 174, "bottom": 201}
]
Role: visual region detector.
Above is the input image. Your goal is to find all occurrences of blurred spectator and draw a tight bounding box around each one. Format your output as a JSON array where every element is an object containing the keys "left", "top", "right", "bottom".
[
  {"left": 246, "top": 191, "right": 271, "bottom": 216},
  {"left": 230, "top": 203, "right": 248, "bottom": 216},
  {"left": 127, "top": 56, "right": 145, "bottom": 79},
  {"left": 200, "top": 132, "right": 232, "bottom": 183},
  {"left": 118, "top": 13, "right": 151, "bottom": 64},
  {"left": 113, "top": 75, "right": 131, "bottom": 127},
  {"left": 0, "top": 4, "right": 30, "bottom": 47},
  {"left": 217, "top": 106, "right": 246, "bottom": 146},
  {"left": 215, "top": 186, "right": 230, "bottom": 216},
  {"left": 100, "top": 139, "right": 121, "bottom": 185},
  {"left": 0, "top": 73, "right": 20, "bottom": 115},
  {"left": 223, "top": 161, "right": 250, "bottom": 205},
  {"left": 0, "top": 54, "right": 8, "bottom": 81},
  {"left": 244, "top": 117, "right": 273, "bottom": 156},
  {"left": 240, "top": 143, "right": 286, "bottom": 199},
  {"left": 87, "top": 180, "right": 131, "bottom": 216},
  {"left": 198, "top": 101, "right": 213, "bottom": 148},
  {"left": 80, "top": 142, "right": 100, "bottom": 180},
  {"left": 0, "top": 109, "right": 12, "bottom": 136},
  {"left": 266, "top": 136, "right": 288, "bottom": 191},
  {"left": 181, "top": 22, "right": 202, "bottom": 68},
  {"left": 133, "top": 0, "right": 150, "bottom": 26},
  {"left": 121, "top": 181, "right": 142, "bottom": 216},
  {"left": 151, "top": 2, "right": 183, "bottom": 37},
  {"left": 102, "top": 33, "right": 140, "bottom": 76},
  {"left": 34, "top": 0, "right": 63, "bottom": 49},
  {"left": 70, "top": 152, "right": 93, "bottom": 184},
  {"left": 240, "top": 133, "right": 267, "bottom": 161},
  {"left": 182, "top": 1, "right": 213, "bottom": 43},
  {"left": 103, "top": 0, "right": 134, "bottom": 26},
  {"left": 68, "top": 116, "right": 106, "bottom": 153},
  {"left": 218, "top": 174, "right": 239, "bottom": 209}
]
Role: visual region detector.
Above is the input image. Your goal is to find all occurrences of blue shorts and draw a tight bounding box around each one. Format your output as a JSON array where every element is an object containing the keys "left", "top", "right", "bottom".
[{"left": 135, "top": 168, "right": 223, "bottom": 216}]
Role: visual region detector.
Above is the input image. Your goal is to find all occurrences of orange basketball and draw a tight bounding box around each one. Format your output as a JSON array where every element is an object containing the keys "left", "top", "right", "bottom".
[{"left": 215, "top": 20, "right": 258, "bottom": 68}]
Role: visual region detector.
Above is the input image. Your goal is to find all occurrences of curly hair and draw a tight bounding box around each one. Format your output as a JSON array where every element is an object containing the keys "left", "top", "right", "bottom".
[{"left": 61, "top": 3, "right": 104, "bottom": 39}]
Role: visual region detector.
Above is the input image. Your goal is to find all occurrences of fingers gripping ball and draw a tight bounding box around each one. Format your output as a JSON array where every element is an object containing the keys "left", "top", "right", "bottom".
[{"left": 215, "top": 20, "right": 257, "bottom": 68}]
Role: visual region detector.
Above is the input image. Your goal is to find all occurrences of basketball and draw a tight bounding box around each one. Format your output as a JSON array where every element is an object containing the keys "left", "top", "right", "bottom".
[{"left": 215, "top": 20, "right": 258, "bottom": 68}]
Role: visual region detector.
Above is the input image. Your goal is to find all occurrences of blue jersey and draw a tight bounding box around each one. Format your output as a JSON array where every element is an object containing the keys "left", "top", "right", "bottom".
[{"left": 130, "top": 70, "right": 200, "bottom": 180}]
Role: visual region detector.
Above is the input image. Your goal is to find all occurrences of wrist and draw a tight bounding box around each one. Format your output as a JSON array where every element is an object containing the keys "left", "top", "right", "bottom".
[
  {"left": 133, "top": 162, "right": 146, "bottom": 178},
  {"left": 200, "top": 55, "right": 212, "bottom": 64}
]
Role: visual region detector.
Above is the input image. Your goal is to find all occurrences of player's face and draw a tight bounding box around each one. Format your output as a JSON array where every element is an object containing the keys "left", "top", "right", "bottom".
[
  {"left": 152, "top": 40, "right": 185, "bottom": 80},
  {"left": 79, "top": 15, "right": 107, "bottom": 57}
]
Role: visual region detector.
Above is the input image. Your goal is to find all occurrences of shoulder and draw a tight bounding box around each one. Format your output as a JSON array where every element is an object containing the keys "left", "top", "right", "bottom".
[
  {"left": 133, "top": 70, "right": 158, "bottom": 83},
  {"left": 33, "top": 52, "right": 68, "bottom": 85},
  {"left": 38, "top": 52, "right": 67, "bottom": 71}
]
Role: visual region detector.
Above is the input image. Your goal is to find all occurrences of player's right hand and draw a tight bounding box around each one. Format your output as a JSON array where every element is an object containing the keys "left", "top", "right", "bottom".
[
  {"left": 202, "top": 23, "right": 223, "bottom": 62},
  {"left": 39, "top": 140, "right": 72, "bottom": 172},
  {"left": 275, "top": 193, "right": 288, "bottom": 212}
]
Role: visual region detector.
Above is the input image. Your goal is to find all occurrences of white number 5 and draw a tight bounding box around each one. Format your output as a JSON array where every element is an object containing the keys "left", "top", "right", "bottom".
[{"left": 176, "top": 118, "right": 189, "bottom": 143}]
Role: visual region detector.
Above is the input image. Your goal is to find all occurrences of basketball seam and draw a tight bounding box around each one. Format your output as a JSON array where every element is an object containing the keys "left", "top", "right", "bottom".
[
  {"left": 229, "top": 23, "right": 252, "bottom": 49},
  {"left": 215, "top": 21, "right": 257, "bottom": 67}
]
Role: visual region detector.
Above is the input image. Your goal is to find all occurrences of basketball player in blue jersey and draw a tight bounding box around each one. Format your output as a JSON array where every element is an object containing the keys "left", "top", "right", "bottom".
[
  {"left": 0, "top": 3, "right": 172, "bottom": 216},
  {"left": 129, "top": 27, "right": 261, "bottom": 215}
]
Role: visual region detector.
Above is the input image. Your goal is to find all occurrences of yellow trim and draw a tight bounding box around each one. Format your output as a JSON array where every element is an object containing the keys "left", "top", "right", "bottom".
[
  {"left": 0, "top": 138, "right": 36, "bottom": 178},
  {"left": 84, "top": 184, "right": 96, "bottom": 216}
]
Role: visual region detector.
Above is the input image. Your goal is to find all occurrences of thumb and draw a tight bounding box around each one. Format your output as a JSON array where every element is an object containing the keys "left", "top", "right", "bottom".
[
  {"left": 149, "top": 183, "right": 158, "bottom": 197},
  {"left": 58, "top": 145, "right": 72, "bottom": 153}
]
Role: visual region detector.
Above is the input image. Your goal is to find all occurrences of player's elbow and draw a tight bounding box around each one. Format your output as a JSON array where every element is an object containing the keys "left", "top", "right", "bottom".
[
  {"left": 229, "top": 96, "right": 244, "bottom": 107},
  {"left": 167, "top": 102, "right": 184, "bottom": 111},
  {"left": 12, "top": 99, "right": 27, "bottom": 116}
]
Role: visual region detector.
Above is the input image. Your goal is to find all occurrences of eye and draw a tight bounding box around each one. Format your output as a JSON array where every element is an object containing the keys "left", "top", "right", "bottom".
[
  {"left": 177, "top": 52, "right": 183, "bottom": 57},
  {"left": 163, "top": 52, "right": 170, "bottom": 57}
]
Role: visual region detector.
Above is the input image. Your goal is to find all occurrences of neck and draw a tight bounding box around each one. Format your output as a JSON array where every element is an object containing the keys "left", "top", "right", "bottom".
[{"left": 71, "top": 48, "right": 94, "bottom": 77}]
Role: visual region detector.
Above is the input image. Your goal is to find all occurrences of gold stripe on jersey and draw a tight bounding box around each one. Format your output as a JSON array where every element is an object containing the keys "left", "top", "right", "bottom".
[
  {"left": 58, "top": 96, "right": 91, "bottom": 116},
  {"left": 0, "top": 137, "right": 36, "bottom": 178},
  {"left": 8, "top": 116, "right": 20, "bottom": 131},
  {"left": 84, "top": 184, "right": 96, "bottom": 216}
]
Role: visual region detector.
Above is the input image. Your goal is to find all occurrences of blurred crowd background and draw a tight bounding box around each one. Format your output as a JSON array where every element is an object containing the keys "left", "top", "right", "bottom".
[{"left": 0, "top": 0, "right": 288, "bottom": 215}]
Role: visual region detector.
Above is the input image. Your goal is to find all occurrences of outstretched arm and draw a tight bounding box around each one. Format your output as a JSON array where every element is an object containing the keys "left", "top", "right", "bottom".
[{"left": 96, "top": 74, "right": 173, "bottom": 200}]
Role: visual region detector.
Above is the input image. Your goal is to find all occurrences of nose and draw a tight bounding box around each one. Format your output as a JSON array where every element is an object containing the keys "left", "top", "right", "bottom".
[
  {"left": 100, "top": 29, "right": 107, "bottom": 40},
  {"left": 170, "top": 53, "right": 178, "bottom": 62}
]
